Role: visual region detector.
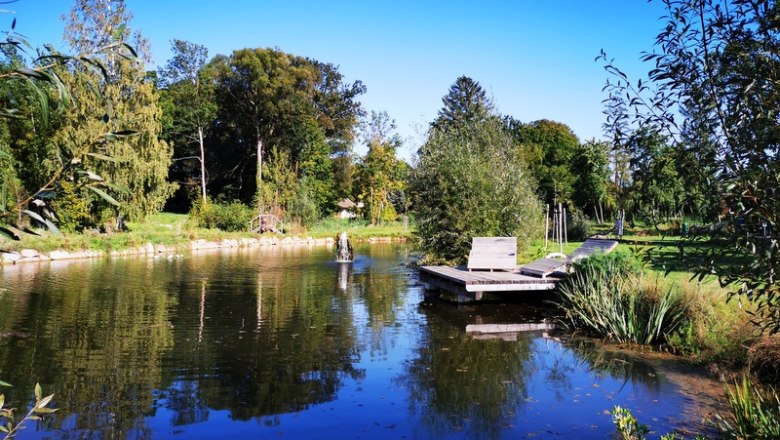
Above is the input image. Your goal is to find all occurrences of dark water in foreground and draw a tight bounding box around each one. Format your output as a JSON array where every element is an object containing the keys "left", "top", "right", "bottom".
[{"left": 0, "top": 244, "right": 722, "bottom": 439}]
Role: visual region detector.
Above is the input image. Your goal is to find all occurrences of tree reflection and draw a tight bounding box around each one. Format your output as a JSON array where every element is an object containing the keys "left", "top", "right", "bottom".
[
  {"left": 0, "top": 246, "right": 366, "bottom": 437},
  {"left": 160, "top": 247, "right": 363, "bottom": 422},
  {"left": 399, "top": 303, "right": 534, "bottom": 439}
]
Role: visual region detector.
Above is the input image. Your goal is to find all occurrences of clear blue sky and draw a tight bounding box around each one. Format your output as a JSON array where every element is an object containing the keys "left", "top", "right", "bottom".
[{"left": 4, "top": 0, "right": 668, "bottom": 160}]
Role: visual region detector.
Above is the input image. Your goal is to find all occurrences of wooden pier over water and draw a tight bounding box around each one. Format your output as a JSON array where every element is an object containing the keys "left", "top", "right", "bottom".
[{"left": 419, "top": 237, "right": 618, "bottom": 302}]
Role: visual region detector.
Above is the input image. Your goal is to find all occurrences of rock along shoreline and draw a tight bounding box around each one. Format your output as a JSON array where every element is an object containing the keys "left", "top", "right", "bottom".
[{"left": 0, "top": 235, "right": 408, "bottom": 266}]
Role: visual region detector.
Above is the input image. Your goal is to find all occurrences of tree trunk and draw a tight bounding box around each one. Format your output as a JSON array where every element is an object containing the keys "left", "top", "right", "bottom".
[
  {"left": 198, "top": 126, "right": 207, "bottom": 202},
  {"left": 256, "top": 127, "right": 263, "bottom": 192},
  {"left": 598, "top": 201, "right": 604, "bottom": 225}
]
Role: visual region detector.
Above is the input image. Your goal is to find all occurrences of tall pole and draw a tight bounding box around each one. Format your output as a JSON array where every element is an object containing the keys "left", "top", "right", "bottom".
[
  {"left": 558, "top": 203, "right": 564, "bottom": 255},
  {"left": 544, "top": 204, "right": 550, "bottom": 250}
]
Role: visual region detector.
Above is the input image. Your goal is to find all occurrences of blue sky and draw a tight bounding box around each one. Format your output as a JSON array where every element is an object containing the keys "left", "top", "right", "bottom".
[{"left": 4, "top": 1, "right": 669, "bottom": 160}]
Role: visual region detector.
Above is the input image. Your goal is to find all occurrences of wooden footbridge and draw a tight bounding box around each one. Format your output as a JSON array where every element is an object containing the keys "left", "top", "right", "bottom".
[{"left": 420, "top": 237, "right": 618, "bottom": 302}]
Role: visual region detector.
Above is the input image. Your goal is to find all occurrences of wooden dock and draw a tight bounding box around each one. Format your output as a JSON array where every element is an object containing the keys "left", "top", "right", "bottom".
[
  {"left": 419, "top": 265, "right": 560, "bottom": 302},
  {"left": 420, "top": 238, "right": 619, "bottom": 303}
]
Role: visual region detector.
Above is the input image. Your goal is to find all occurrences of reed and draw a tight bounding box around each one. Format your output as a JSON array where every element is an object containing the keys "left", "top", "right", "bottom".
[
  {"left": 556, "top": 253, "right": 689, "bottom": 345},
  {"left": 717, "top": 376, "right": 780, "bottom": 439}
]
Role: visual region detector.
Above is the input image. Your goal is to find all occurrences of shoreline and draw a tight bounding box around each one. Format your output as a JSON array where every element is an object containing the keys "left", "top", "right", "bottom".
[{"left": 0, "top": 235, "right": 409, "bottom": 266}]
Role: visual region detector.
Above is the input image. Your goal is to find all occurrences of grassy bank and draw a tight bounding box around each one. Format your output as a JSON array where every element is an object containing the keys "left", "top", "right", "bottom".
[{"left": 0, "top": 212, "right": 414, "bottom": 253}]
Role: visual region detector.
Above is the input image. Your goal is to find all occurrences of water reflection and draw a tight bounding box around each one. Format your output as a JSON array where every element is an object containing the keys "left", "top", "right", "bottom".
[{"left": 0, "top": 244, "right": 722, "bottom": 439}]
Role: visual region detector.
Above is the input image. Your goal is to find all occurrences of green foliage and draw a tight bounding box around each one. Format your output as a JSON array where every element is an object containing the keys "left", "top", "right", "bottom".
[
  {"left": 208, "top": 47, "right": 363, "bottom": 205},
  {"left": 60, "top": 0, "right": 175, "bottom": 221},
  {"left": 717, "top": 377, "right": 780, "bottom": 440},
  {"left": 0, "top": 382, "right": 57, "bottom": 439},
  {"left": 354, "top": 111, "right": 407, "bottom": 225},
  {"left": 50, "top": 180, "right": 92, "bottom": 232},
  {"left": 612, "top": 406, "right": 649, "bottom": 440},
  {"left": 505, "top": 117, "right": 580, "bottom": 207},
  {"left": 600, "top": 0, "right": 780, "bottom": 333},
  {"left": 288, "top": 178, "right": 321, "bottom": 227},
  {"left": 571, "top": 140, "right": 610, "bottom": 220},
  {"left": 412, "top": 111, "right": 542, "bottom": 264},
  {"left": 557, "top": 253, "right": 689, "bottom": 345},
  {"left": 432, "top": 75, "right": 493, "bottom": 129},
  {"left": 0, "top": 3, "right": 143, "bottom": 230},
  {"left": 190, "top": 198, "right": 252, "bottom": 232},
  {"left": 612, "top": 406, "right": 705, "bottom": 440},
  {"left": 158, "top": 39, "right": 217, "bottom": 204}
]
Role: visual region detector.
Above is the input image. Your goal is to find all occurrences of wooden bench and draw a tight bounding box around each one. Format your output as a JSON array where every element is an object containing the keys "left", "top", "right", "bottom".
[{"left": 467, "top": 237, "right": 517, "bottom": 272}]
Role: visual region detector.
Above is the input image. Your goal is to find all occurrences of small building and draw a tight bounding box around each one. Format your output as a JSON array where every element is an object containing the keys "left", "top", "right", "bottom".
[{"left": 337, "top": 198, "right": 357, "bottom": 219}]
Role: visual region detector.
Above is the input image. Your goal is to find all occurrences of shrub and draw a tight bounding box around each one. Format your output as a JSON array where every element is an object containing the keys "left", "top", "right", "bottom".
[
  {"left": 411, "top": 117, "right": 542, "bottom": 264},
  {"left": 190, "top": 198, "right": 252, "bottom": 232}
]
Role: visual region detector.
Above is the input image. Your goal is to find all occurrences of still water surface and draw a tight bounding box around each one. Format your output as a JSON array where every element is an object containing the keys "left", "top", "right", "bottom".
[{"left": 0, "top": 244, "right": 721, "bottom": 439}]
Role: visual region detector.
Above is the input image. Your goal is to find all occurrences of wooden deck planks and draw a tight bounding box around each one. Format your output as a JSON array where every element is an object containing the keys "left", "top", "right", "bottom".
[
  {"left": 518, "top": 258, "right": 568, "bottom": 278},
  {"left": 420, "top": 265, "right": 558, "bottom": 293}
]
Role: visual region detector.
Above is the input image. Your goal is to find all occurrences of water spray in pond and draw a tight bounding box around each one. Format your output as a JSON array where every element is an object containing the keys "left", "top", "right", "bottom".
[{"left": 336, "top": 232, "right": 353, "bottom": 262}]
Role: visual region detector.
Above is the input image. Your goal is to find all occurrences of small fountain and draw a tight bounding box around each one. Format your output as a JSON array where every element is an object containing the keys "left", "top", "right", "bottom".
[{"left": 335, "top": 231, "right": 354, "bottom": 263}]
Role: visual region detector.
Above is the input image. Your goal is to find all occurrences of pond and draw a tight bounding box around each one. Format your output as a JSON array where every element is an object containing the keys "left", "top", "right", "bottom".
[{"left": 0, "top": 243, "right": 723, "bottom": 439}]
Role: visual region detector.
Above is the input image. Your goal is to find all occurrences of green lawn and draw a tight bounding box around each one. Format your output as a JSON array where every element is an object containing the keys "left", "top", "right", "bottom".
[{"left": 0, "top": 213, "right": 414, "bottom": 253}]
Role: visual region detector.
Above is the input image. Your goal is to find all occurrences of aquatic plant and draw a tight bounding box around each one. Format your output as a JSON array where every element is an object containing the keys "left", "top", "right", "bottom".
[
  {"left": 612, "top": 405, "right": 706, "bottom": 439},
  {"left": 717, "top": 376, "right": 780, "bottom": 439},
  {"left": 556, "top": 254, "right": 689, "bottom": 345},
  {"left": 612, "top": 406, "right": 649, "bottom": 440}
]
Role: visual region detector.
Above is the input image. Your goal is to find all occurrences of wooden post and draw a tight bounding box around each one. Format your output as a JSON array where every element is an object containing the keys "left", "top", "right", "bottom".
[
  {"left": 544, "top": 204, "right": 549, "bottom": 250},
  {"left": 558, "top": 203, "right": 563, "bottom": 254},
  {"left": 563, "top": 206, "right": 568, "bottom": 244}
]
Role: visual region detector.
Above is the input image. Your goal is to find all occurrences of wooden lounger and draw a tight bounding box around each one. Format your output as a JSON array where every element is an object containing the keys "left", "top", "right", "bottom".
[{"left": 467, "top": 237, "right": 517, "bottom": 272}]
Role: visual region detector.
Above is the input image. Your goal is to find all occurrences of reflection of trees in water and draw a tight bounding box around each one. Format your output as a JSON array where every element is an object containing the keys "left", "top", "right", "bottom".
[
  {"left": 161, "top": 250, "right": 363, "bottom": 422},
  {"left": 0, "top": 248, "right": 368, "bottom": 437},
  {"left": 399, "top": 308, "right": 534, "bottom": 439},
  {"left": 349, "top": 244, "right": 412, "bottom": 355},
  {"left": 0, "top": 258, "right": 177, "bottom": 439}
]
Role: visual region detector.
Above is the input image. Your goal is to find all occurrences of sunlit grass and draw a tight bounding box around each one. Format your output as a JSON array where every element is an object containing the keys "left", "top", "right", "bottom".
[{"left": 0, "top": 213, "right": 414, "bottom": 253}]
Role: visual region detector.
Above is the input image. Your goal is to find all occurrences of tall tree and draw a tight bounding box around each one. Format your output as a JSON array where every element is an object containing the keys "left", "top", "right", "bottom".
[
  {"left": 208, "top": 48, "right": 364, "bottom": 209},
  {"left": 571, "top": 140, "right": 610, "bottom": 223},
  {"left": 58, "top": 0, "right": 174, "bottom": 221},
  {"left": 354, "top": 111, "right": 406, "bottom": 225},
  {"left": 433, "top": 75, "right": 494, "bottom": 129},
  {"left": 158, "top": 39, "right": 216, "bottom": 203},
  {"left": 413, "top": 115, "right": 541, "bottom": 264},
  {"left": 506, "top": 118, "right": 580, "bottom": 207},
  {"left": 601, "top": 0, "right": 780, "bottom": 332}
]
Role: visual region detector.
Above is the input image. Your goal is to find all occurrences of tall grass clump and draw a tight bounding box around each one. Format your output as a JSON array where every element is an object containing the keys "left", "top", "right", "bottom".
[
  {"left": 189, "top": 198, "right": 253, "bottom": 232},
  {"left": 555, "top": 252, "right": 689, "bottom": 345},
  {"left": 717, "top": 376, "right": 780, "bottom": 439}
]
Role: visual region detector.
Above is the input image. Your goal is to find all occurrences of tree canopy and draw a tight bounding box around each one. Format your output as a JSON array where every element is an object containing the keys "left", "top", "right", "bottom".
[{"left": 601, "top": 0, "right": 780, "bottom": 333}]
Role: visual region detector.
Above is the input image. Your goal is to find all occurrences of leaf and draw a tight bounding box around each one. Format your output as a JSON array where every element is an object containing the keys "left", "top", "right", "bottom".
[
  {"left": 32, "top": 407, "right": 56, "bottom": 414},
  {"left": 87, "top": 185, "right": 120, "bottom": 207},
  {"left": 0, "top": 394, "right": 4, "bottom": 408},
  {"left": 0, "top": 425, "right": 7, "bottom": 433},
  {"left": 34, "top": 383, "right": 41, "bottom": 400},
  {"left": 36, "top": 394, "right": 53, "bottom": 409},
  {"left": 0, "top": 380, "right": 11, "bottom": 387}
]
